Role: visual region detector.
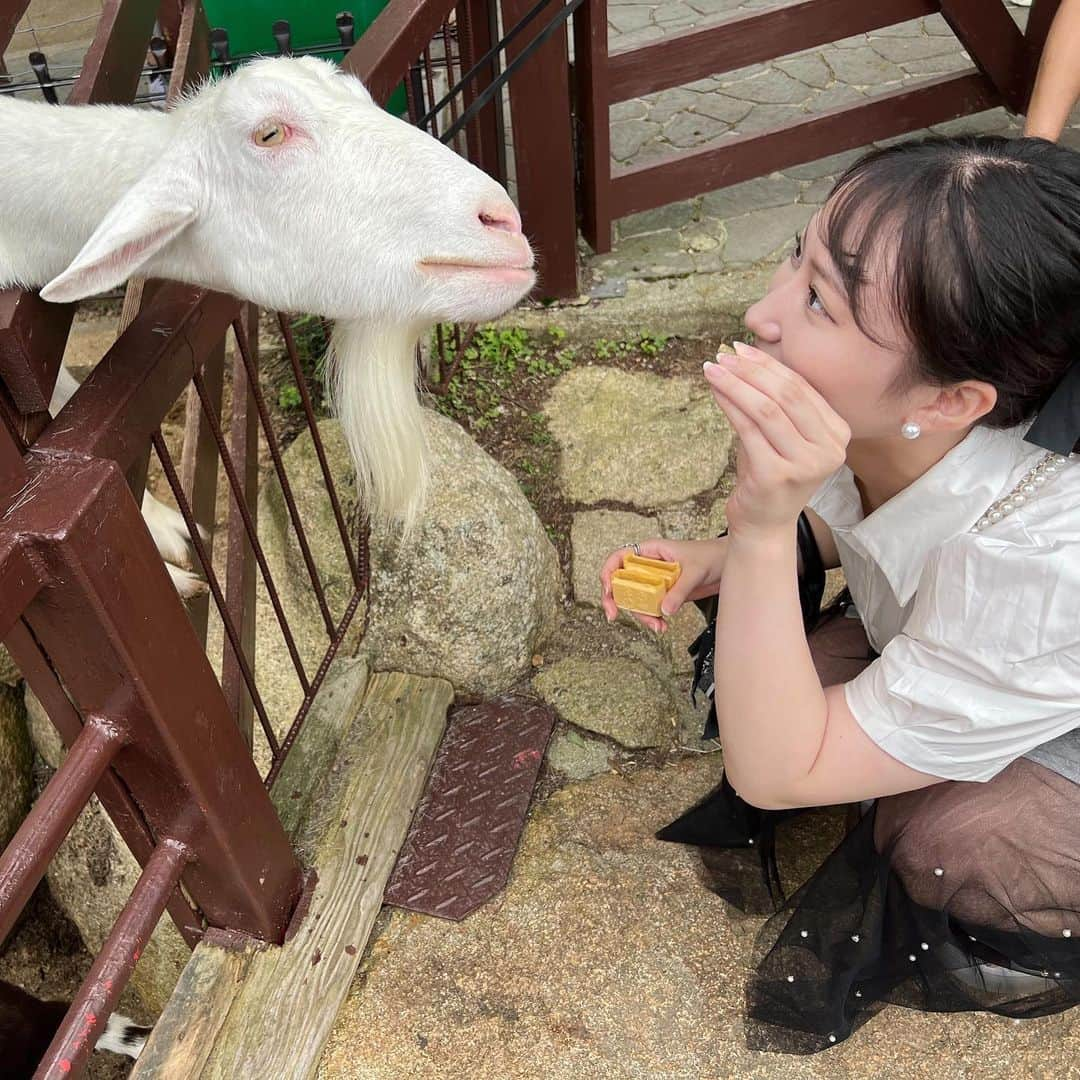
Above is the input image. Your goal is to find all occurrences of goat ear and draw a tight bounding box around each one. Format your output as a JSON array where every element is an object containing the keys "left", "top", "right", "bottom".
[{"left": 40, "top": 184, "right": 197, "bottom": 304}]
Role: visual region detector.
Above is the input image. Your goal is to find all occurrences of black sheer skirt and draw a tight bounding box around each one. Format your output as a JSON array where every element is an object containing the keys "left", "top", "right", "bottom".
[{"left": 658, "top": 516, "right": 1080, "bottom": 1053}]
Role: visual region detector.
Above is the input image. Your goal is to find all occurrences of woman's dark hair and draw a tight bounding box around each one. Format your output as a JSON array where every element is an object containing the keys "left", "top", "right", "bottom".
[{"left": 824, "top": 134, "right": 1080, "bottom": 429}]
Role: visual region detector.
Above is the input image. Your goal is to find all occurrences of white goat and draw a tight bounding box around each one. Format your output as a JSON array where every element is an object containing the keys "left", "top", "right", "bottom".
[{"left": 0, "top": 56, "right": 534, "bottom": 540}]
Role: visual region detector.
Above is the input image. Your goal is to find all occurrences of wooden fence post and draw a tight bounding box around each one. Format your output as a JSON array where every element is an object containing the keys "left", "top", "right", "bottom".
[
  {"left": 573, "top": 0, "right": 611, "bottom": 254},
  {"left": 501, "top": 0, "right": 580, "bottom": 298}
]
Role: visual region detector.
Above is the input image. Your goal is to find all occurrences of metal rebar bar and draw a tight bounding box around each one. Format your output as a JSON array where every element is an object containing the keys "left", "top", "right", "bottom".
[
  {"left": 426, "top": 323, "right": 477, "bottom": 396},
  {"left": 418, "top": 0, "right": 553, "bottom": 128},
  {"left": 265, "top": 585, "right": 365, "bottom": 788},
  {"left": 0, "top": 715, "right": 127, "bottom": 948},
  {"left": 441, "top": 0, "right": 590, "bottom": 145},
  {"left": 423, "top": 45, "right": 439, "bottom": 138},
  {"left": 231, "top": 318, "right": 336, "bottom": 638},
  {"left": 456, "top": 0, "right": 481, "bottom": 159},
  {"left": 189, "top": 370, "right": 312, "bottom": 696},
  {"left": 276, "top": 313, "right": 362, "bottom": 589},
  {"left": 35, "top": 838, "right": 191, "bottom": 1080},
  {"left": 151, "top": 431, "right": 281, "bottom": 756},
  {"left": 441, "top": 21, "right": 463, "bottom": 153}
]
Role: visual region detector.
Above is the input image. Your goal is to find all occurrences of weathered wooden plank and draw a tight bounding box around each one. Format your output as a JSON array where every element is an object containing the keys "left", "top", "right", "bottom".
[
  {"left": 271, "top": 657, "right": 370, "bottom": 843},
  {"left": 128, "top": 936, "right": 259, "bottom": 1079},
  {"left": 135, "top": 671, "right": 452, "bottom": 1079},
  {"left": 205, "top": 671, "right": 452, "bottom": 1079},
  {"left": 132, "top": 656, "right": 371, "bottom": 1077}
]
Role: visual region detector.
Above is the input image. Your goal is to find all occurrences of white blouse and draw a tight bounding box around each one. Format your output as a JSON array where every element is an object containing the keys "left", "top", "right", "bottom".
[{"left": 808, "top": 423, "right": 1080, "bottom": 783}]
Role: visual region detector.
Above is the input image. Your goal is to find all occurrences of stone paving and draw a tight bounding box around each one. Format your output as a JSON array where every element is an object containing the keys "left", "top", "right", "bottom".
[{"left": 590, "top": 1, "right": 1080, "bottom": 284}]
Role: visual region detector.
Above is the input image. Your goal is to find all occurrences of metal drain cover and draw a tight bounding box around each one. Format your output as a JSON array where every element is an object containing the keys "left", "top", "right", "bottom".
[{"left": 383, "top": 695, "right": 555, "bottom": 920}]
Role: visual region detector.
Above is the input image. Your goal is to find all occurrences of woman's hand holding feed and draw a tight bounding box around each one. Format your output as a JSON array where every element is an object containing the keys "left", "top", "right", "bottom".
[
  {"left": 703, "top": 342, "right": 850, "bottom": 542},
  {"left": 600, "top": 537, "right": 727, "bottom": 633}
]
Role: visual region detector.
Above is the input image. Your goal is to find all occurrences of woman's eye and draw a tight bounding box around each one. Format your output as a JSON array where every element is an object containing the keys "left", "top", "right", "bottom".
[{"left": 808, "top": 285, "right": 826, "bottom": 314}]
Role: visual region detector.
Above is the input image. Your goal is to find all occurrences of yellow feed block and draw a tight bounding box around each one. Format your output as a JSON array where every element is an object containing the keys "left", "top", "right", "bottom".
[
  {"left": 623, "top": 553, "right": 680, "bottom": 589},
  {"left": 612, "top": 572, "right": 666, "bottom": 617},
  {"left": 611, "top": 555, "right": 681, "bottom": 617}
]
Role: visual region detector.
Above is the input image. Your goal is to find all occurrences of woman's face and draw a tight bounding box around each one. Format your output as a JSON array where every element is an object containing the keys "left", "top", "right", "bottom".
[{"left": 743, "top": 208, "right": 924, "bottom": 441}]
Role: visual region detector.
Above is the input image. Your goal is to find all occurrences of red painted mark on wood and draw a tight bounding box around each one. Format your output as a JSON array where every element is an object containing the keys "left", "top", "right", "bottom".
[
  {"left": 345, "top": 945, "right": 356, "bottom": 956},
  {"left": 59, "top": 1061, "right": 71, "bottom": 1073},
  {"left": 356, "top": 855, "right": 368, "bottom": 866},
  {"left": 511, "top": 749, "right": 542, "bottom": 770}
]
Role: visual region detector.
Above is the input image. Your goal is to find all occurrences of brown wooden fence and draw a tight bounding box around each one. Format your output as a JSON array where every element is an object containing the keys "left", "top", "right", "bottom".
[
  {"left": 574, "top": 0, "right": 1063, "bottom": 254},
  {"left": 0, "top": 0, "right": 525, "bottom": 1074}
]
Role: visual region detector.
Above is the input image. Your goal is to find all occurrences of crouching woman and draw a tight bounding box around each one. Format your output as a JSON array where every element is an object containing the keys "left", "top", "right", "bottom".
[{"left": 600, "top": 135, "right": 1080, "bottom": 1052}]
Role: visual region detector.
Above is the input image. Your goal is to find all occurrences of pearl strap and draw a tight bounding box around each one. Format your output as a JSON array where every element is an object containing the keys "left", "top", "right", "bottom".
[{"left": 972, "top": 452, "right": 1072, "bottom": 533}]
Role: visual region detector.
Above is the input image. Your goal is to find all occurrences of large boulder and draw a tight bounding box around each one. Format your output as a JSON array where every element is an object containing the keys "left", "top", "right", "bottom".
[
  {"left": 258, "top": 413, "right": 563, "bottom": 698},
  {"left": 24, "top": 690, "right": 189, "bottom": 1015},
  {"left": 362, "top": 411, "right": 564, "bottom": 694}
]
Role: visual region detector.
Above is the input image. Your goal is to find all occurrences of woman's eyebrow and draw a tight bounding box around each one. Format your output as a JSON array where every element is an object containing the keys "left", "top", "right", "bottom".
[
  {"left": 809, "top": 255, "right": 845, "bottom": 297},
  {"left": 802, "top": 212, "right": 847, "bottom": 301}
]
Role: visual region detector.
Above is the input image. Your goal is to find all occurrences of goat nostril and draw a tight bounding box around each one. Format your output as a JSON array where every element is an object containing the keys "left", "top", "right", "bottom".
[{"left": 479, "top": 206, "right": 522, "bottom": 234}]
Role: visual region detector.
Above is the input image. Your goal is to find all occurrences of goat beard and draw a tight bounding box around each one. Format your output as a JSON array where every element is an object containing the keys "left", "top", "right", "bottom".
[{"left": 327, "top": 320, "right": 429, "bottom": 538}]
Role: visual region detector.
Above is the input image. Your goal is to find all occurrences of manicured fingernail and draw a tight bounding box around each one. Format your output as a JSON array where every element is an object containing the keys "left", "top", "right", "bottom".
[
  {"left": 714, "top": 351, "right": 737, "bottom": 367},
  {"left": 733, "top": 340, "right": 755, "bottom": 359}
]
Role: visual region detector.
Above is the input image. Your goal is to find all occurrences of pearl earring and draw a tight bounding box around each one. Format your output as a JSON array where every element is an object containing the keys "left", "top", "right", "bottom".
[{"left": 901, "top": 421, "right": 921, "bottom": 440}]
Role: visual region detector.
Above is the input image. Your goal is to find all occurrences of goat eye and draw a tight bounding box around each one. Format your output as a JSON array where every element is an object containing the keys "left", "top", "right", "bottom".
[{"left": 253, "top": 122, "right": 287, "bottom": 147}]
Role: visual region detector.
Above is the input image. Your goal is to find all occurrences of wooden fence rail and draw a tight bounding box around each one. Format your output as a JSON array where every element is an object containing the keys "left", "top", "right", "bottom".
[{"left": 575, "top": 0, "right": 1063, "bottom": 254}]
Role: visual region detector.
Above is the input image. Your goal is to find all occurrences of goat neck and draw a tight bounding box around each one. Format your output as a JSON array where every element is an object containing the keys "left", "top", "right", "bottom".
[{"left": 0, "top": 97, "right": 169, "bottom": 289}]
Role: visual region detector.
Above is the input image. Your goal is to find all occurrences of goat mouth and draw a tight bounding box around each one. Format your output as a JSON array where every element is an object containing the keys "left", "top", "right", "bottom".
[{"left": 419, "top": 259, "right": 535, "bottom": 278}]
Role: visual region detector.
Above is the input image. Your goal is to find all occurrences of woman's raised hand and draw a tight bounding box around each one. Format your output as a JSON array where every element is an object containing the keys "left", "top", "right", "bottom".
[
  {"left": 600, "top": 537, "right": 727, "bottom": 633},
  {"left": 703, "top": 342, "right": 850, "bottom": 540}
]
